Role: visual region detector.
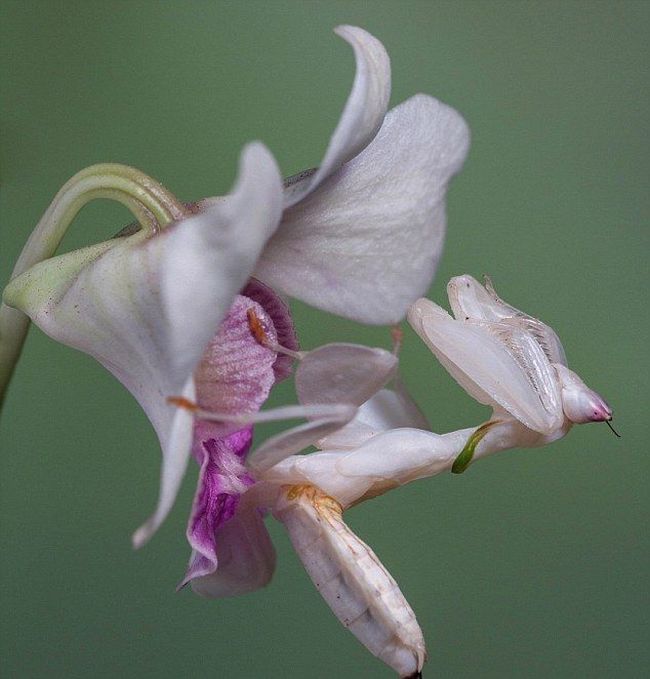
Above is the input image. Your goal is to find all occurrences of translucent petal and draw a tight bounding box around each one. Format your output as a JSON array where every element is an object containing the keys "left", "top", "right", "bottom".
[
  {"left": 132, "top": 378, "right": 196, "bottom": 547},
  {"left": 161, "top": 142, "right": 283, "bottom": 387},
  {"left": 190, "top": 503, "right": 276, "bottom": 599},
  {"left": 283, "top": 25, "right": 391, "bottom": 207},
  {"left": 256, "top": 95, "right": 470, "bottom": 324},
  {"left": 4, "top": 233, "right": 199, "bottom": 544},
  {"left": 4, "top": 144, "right": 283, "bottom": 546}
]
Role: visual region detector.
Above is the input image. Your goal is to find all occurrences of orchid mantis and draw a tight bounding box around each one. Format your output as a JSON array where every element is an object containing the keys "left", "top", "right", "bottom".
[
  {"left": 184, "top": 275, "right": 612, "bottom": 678},
  {"left": 408, "top": 274, "right": 615, "bottom": 471}
]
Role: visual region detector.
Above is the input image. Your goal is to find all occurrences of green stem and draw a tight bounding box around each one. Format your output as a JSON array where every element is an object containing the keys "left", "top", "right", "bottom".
[{"left": 0, "top": 163, "right": 188, "bottom": 413}]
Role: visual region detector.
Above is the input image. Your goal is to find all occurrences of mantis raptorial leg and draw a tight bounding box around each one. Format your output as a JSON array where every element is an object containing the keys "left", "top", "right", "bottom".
[{"left": 274, "top": 485, "right": 426, "bottom": 678}]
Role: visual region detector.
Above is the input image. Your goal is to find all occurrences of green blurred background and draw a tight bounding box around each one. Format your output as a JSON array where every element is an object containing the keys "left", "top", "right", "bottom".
[{"left": 1, "top": 1, "right": 648, "bottom": 677}]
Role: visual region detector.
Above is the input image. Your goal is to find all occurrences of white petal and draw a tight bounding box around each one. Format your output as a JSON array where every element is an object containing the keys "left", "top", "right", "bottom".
[
  {"left": 162, "top": 142, "right": 283, "bottom": 387},
  {"left": 274, "top": 486, "right": 426, "bottom": 677},
  {"left": 189, "top": 503, "right": 276, "bottom": 599},
  {"left": 316, "top": 385, "right": 429, "bottom": 450},
  {"left": 256, "top": 94, "right": 470, "bottom": 324},
  {"left": 132, "top": 378, "right": 195, "bottom": 548},
  {"left": 408, "top": 298, "right": 563, "bottom": 434},
  {"left": 283, "top": 26, "right": 391, "bottom": 207},
  {"left": 4, "top": 143, "right": 283, "bottom": 546},
  {"left": 4, "top": 233, "right": 197, "bottom": 544}
]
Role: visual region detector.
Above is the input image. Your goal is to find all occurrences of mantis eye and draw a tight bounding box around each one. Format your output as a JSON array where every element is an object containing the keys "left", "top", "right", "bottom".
[
  {"left": 555, "top": 364, "right": 612, "bottom": 424},
  {"left": 562, "top": 385, "right": 612, "bottom": 424}
]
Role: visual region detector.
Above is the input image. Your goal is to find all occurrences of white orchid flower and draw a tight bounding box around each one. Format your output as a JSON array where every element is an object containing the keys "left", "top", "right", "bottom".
[
  {"left": 0, "top": 25, "right": 469, "bottom": 553},
  {"left": 407, "top": 274, "right": 615, "bottom": 471}
]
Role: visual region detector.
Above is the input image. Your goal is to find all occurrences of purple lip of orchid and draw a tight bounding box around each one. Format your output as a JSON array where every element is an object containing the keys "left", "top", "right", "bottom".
[
  {"left": 180, "top": 427, "right": 255, "bottom": 588},
  {"left": 181, "top": 277, "right": 297, "bottom": 588}
]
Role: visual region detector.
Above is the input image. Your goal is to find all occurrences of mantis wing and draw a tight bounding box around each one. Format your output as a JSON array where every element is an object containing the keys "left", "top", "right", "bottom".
[{"left": 408, "top": 299, "right": 563, "bottom": 434}]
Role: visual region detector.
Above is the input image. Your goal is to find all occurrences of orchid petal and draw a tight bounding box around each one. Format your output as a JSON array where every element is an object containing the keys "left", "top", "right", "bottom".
[
  {"left": 193, "top": 295, "right": 279, "bottom": 418},
  {"left": 179, "top": 428, "right": 255, "bottom": 587},
  {"left": 256, "top": 94, "right": 470, "bottom": 324},
  {"left": 161, "top": 142, "right": 283, "bottom": 388},
  {"left": 190, "top": 504, "right": 276, "bottom": 599},
  {"left": 283, "top": 25, "right": 391, "bottom": 207},
  {"left": 316, "top": 385, "right": 430, "bottom": 450},
  {"left": 3, "top": 233, "right": 199, "bottom": 545},
  {"left": 133, "top": 377, "right": 196, "bottom": 547},
  {"left": 408, "top": 298, "right": 563, "bottom": 434},
  {"left": 3, "top": 145, "right": 283, "bottom": 546},
  {"left": 242, "top": 278, "right": 298, "bottom": 381}
]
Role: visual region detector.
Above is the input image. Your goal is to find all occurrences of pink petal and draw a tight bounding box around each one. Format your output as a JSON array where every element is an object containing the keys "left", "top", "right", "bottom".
[
  {"left": 242, "top": 277, "right": 298, "bottom": 382},
  {"left": 180, "top": 427, "right": 255, "bottom": 588}
]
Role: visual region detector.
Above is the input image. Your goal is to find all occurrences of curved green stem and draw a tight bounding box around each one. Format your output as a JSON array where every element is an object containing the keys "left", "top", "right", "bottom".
[{"left": 0, "top": 163, "right": 188, "bottom": 413}]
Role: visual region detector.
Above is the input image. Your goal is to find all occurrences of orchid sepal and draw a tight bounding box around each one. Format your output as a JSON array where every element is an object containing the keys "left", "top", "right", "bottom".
[
  {"left": 281, "top": 25, "right": 391, "bottom": 207},
  {"left": 256, "top": 93, "right": 470, "bottom": 325}
]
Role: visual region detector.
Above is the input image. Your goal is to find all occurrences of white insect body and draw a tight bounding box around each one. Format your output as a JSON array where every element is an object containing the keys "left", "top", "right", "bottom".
[
  {"left": 274, "top": 484, "right": 426, "bottom": 678},
  {"left": 408, "top": 275, "right": 613, "bottom": 437}
]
